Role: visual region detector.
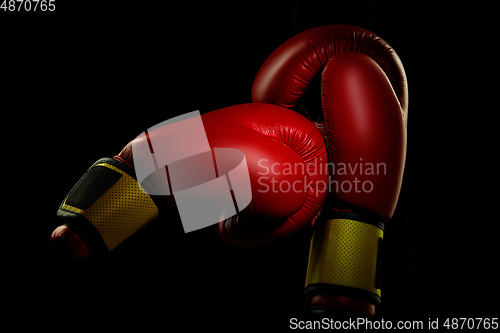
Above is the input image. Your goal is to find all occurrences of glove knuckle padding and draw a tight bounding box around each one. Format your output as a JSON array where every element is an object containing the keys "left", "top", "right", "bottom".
[
  {"left": 252, "top": 25, "right": 408, "bottom": 118},
  {"left": 212, "top": 104, "right": 328, "bottom": 247}
]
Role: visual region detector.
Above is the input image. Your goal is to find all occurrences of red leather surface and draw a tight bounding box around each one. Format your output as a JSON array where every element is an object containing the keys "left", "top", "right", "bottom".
[
  {"left": 117, "top": 103, "right": 328, "bottom": 246},
  {"left": 321, "top": 52, "right": 406, "bottom": 221}
]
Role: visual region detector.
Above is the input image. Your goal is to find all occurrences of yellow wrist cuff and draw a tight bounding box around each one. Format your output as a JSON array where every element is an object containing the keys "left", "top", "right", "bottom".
[
  {"left": 57, "top": 158, "right": 160, "bottom": 254},
  {"left": 304, "top": 216, "right": 384, "bottom": 305}
]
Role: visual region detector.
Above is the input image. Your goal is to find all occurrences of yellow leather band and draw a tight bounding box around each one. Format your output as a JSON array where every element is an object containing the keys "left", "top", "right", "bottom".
[
  {"left": 61, "top": 162, "right": 158, "bottom": 251},
  {"left": 305, "top": 218, "right": 383, "bottom": 297}
]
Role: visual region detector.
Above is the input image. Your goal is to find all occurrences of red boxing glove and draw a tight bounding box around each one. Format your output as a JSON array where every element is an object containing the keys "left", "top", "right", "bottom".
[
  {"left": 51, "top": 104, "right": 328, "bottom": 260},
  {"left": 252, "top": 25, "right": 408, "bottom": 318}
]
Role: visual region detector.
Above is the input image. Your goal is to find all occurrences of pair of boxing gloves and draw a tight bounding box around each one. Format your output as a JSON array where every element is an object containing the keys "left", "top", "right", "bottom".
[{"left": 51, "top": 25, "right": 408, "bottom": 319}]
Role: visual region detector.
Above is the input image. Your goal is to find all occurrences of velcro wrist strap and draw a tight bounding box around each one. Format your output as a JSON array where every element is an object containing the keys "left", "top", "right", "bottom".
[
  {"left": 304, "top": 215, "right": 384, "bottom": 307},
  {"left": 57, "top": 158, "right": 160, "bottom": 255}
]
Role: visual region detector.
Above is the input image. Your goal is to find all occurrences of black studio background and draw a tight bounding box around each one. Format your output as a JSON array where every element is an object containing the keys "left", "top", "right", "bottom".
[{"left": 4, "top": 0, "right": 497, "bottom": 330}]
